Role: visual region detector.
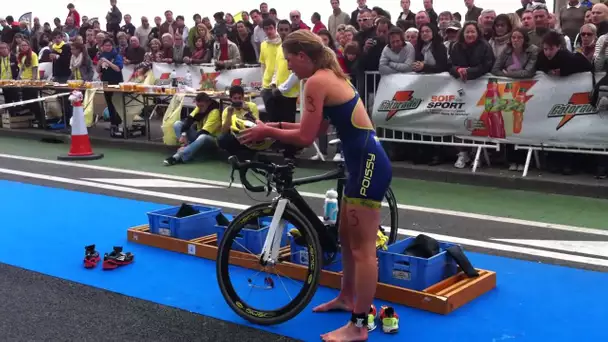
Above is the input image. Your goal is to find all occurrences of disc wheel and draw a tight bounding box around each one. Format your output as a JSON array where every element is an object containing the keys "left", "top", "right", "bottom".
[{"left": 216, "top": 202, "right": 323, "bottom": 325}]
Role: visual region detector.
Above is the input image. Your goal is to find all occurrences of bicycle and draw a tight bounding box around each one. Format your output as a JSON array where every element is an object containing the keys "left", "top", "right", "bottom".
[{"left": 216, "top": 151, "right": 398, "bottom": 326}]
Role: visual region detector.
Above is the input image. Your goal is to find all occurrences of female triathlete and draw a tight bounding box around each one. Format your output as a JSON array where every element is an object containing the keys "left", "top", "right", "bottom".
[{"left": 238, "top": 29, "right": 392, "bottom": 342}]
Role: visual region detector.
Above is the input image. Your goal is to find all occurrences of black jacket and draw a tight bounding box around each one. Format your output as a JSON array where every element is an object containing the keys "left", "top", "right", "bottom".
[
  {"left": 358, "top": 35, "right": 385, "bottom": 72},
  {"left": 415, "top": 42, "right": 448, "bottom": 73},
  {"left": 535, "top": 49, "right": 592, "bottom": 77},
  {"left": 1, "top": 25, "right": 20, "bottom": 44},
  {"left": 52, "top": 43, "right": 72, "bottom": 80},
  {"left": 349, "top": 7, "right": 369, "bottom": 30},
  {"left": 449, "top": 39, "right": 495, "bottom": 80},
  {"left": 597, "top": 21, "right": 608, "bottom": 37}
]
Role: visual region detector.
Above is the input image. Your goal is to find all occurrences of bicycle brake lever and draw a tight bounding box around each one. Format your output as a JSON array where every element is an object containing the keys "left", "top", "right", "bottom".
[
  {"left": 228, "top": 168, "right": 235, "bottom": 188},
  {"left": 265, "top": 176, "right": 272, "bottom": 197}
]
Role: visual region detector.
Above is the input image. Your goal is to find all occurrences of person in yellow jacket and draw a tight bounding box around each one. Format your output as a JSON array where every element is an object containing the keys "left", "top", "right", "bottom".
[
  {"left": 218, "top": 85, "right": 260, "bottom": 160},
  {"left": 258, "top": 18, "right": 281, "bottom": 121},
  {"left": 269, "top": 20, "right": 301, "bottom": 158},
  {"left": 164, "top": 92, "right": 222, "bottom": 166},
  {"left": 270, "top": 19, "right": 300, "bottom": 123}
]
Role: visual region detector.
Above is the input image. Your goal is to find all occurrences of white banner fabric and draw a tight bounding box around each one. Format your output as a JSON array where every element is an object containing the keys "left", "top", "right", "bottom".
[
  {"left": 371, "top": 72, "right": 608, "bottom": 149},
  {"left": 37, "top": 62, "right": 262, "bottom": 90}
]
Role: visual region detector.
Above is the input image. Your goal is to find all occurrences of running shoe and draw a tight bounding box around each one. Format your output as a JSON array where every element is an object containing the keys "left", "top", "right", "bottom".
[
  {"left": 368, "top": 304, "right": 378, "bottom": 331},
  {"left": 379, "top": 305, "right": 399, "bottom": 334},
  {"left": 84, "top": 244, "right": 100, "bottom": 269},
  {"left": 102, "top": 246, "right": 134, "bottom": 270}
]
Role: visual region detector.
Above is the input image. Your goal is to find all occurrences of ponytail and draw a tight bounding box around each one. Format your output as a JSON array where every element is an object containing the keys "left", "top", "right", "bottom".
[
  {"left": 319, "top": 46, "right": 348, "bottom": 80},
  {"left": 283, "top": 29, "right": 348, "bottom": 79}
]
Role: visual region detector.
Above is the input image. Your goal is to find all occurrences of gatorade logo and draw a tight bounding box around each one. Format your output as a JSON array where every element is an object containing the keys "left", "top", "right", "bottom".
[
  {"left": 377, "top": 91, "right": 422, "bottom": 121},
  {"left": 547, "top": 92, "right": 598, "bottom": 130},
  {"left": 200, "top": 70, "right": 220, "bottom": 89}
]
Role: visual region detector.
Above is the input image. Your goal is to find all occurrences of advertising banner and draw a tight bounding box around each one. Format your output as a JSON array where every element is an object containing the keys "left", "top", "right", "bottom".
[
  {"left": 372, "top": 72, "right": 608, "bottom": 148},
  {"left": 38, "top": 62, "right": 262, "bottom": 90}
]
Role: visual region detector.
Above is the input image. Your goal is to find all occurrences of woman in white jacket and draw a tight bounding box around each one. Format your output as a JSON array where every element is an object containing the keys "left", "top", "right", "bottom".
[{"left": 378, "top": 26, "right": 415, "bottom": 75}]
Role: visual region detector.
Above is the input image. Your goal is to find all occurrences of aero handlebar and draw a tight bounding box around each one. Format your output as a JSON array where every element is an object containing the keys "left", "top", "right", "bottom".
[{"left": 228, "top": 156, "right": 294, "bottom": 194}]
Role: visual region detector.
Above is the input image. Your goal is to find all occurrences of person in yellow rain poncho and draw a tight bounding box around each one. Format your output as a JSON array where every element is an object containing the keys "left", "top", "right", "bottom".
[{"left": 164, "top": 92, "right": 222, "bottom": 166}]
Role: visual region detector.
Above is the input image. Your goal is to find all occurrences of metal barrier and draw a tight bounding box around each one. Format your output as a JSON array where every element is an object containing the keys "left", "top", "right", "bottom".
[{"left": 515, "top": 144, "right": 608, "bottom": 177}]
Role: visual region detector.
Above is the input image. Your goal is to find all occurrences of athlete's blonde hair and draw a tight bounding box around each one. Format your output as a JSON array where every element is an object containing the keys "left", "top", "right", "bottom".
[{"left": 282, "top": 30, "right": 348, "bottom": 80}]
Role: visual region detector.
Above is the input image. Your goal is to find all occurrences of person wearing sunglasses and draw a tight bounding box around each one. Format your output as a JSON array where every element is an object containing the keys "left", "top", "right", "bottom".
[
  {"left": 289, "top": 10, "right": 310, "bottom": 31},
  {"left": 349, "top": 0, "right": 369, "bottom": 29},
  {"left": 575, "top": 23, "right": 596, "bottom": 61}
]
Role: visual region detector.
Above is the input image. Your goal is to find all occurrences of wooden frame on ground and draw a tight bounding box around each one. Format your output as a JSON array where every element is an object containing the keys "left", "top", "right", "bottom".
[{"left": 127, "top": 224, "right": 497, "bottom": 315}]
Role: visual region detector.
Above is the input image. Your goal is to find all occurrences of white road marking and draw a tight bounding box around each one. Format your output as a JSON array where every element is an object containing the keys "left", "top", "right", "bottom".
[
  {"left": 83, "top": 178, "right": 221, "bottom": 189},
  {"left": 395, "top": 229, "right": 608, "bottom": 268},
  {"left": 1, "top": 166, "right": 608, "bottom": 267},
  {"left": 491, "top": 239, "right": 608, "bottom": 259},
  {"left": 0, "top": 153, "right": 607, "bottom": 237}
]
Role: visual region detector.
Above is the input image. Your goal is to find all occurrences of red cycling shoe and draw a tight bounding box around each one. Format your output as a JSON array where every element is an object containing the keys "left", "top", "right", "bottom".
[
  {"left": 102, "top": 246, "right": 135, "bottom": 270},
  {"left": 84, "top": 245, "right": 101, "bottom": 269}
]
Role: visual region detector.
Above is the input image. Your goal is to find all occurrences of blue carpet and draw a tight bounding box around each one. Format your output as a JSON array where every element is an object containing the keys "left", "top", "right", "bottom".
[{"left": 0, "top": 180, "right": 606, "bottom": 341}]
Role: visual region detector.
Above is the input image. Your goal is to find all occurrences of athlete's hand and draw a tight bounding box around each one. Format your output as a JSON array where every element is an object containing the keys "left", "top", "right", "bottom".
[{"left": 238, "top": 120, "right": 268, "bottom": 144}]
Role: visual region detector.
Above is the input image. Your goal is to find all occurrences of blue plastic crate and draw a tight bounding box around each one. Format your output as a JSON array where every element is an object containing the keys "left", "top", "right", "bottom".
[
  {"left": 377, "top": 237, "right": 458, "bottom": 291},
  {"left": 289, "top": 236, "right": 343, "bottom": 272},
  {"left": 147, "top": 204, "right": 221, "bottom": 240},
  {"left": 216, "top": 217, "right": 290, "bottom": 255}
]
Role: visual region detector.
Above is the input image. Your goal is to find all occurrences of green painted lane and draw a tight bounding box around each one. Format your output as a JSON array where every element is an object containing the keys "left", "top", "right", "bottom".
[{"left": 1, "top": 136, "right": 607, "bottom": 229}]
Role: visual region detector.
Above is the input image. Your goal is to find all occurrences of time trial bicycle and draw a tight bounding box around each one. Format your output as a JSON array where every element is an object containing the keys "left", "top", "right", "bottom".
[{"left": 216, "top": 152, "right": 398, "bottom": 326}]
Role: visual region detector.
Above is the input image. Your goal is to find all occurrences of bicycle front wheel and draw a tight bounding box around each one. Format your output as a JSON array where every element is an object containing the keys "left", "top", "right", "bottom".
[{"left": 216, "top": 202, "right": 323, "bottom": 326}]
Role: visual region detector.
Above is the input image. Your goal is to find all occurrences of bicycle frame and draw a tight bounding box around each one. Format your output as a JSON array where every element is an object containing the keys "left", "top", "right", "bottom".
[{"left": 260, "top": 164, "right": 347, "bottom": 265}]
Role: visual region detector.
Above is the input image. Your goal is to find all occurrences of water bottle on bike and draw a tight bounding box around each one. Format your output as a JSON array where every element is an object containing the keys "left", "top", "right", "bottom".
[{"left": 323, "top": 189, "right": 339, "bottom": 224}]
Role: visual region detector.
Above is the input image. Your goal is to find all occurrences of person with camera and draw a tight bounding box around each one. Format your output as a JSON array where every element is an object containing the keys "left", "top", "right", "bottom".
[
  {"left": 217, "top": 85, "right": 260, "bottom": 161},
  {"left": 356, "top": 16, "right": 391, "bottom": 105}
]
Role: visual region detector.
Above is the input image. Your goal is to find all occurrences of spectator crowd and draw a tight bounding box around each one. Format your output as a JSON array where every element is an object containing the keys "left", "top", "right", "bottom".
[{"left": 1, "top": 0, "right": 607, "bottom": 178}]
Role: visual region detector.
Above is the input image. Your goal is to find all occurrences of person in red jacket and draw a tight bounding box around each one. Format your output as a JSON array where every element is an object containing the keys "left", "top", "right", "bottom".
[
  {"left": 311, "top": 12, "right": 327, "bottom": 34},
  {"left": 66, "top": 3, "right": 81, "bottom": 28},
  {"left": 289, "top": 10, "right": 310, "bottom": 31}
]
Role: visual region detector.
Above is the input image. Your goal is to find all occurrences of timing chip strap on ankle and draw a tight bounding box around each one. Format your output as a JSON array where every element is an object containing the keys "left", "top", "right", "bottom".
[{"left": 350, "top": 312, "right": 366, "bottom": 328}]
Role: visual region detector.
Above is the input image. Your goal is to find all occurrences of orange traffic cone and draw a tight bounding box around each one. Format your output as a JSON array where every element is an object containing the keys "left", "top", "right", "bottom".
[{"left": 57, "top": 91, "right": 104, "bottom": 161}]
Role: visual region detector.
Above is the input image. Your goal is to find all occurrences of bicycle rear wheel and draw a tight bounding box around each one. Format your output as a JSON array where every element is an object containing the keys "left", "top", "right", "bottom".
[
  {"left": 383, "top": 187, "right": 399, "bottom": 244},
  {"left": 216, "top": 202, "right": 323, "bottom": 326}
]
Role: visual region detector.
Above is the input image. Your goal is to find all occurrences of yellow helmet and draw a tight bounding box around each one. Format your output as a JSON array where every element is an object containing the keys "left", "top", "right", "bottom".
[{"left": 230, "top": 117, "right": 275, "bottom": 151}]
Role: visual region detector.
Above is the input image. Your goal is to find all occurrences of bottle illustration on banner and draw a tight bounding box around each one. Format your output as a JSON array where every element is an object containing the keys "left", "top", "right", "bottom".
[
  {"left": 487, "top": 78, "right": 505, "bottom": 139},
  {"left": 473, "top": 78, "right": 498, "bottom": 136},
  {"left": 500, "top": 83, "right": 515, "bottom": 136},
  {"left": 513, "top": 87, "right": 527, "bottom": 134}
]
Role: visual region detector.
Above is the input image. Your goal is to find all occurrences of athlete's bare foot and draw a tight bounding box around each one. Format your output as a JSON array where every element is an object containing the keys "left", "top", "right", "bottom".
[
  {"left": 320, "top": 322, "right": 368, "bottom": 341},
  {"left": 312, "top": 297, "right": 354, "bottom": 313}
]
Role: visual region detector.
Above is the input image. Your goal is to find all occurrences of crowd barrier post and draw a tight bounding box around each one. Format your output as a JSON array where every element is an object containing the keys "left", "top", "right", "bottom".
[{"left": 515, "top": 144, "right": 608, "bottom": 177}]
